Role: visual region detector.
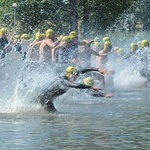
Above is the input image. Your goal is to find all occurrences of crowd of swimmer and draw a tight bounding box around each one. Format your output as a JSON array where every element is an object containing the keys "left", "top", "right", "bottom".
[
  {"left": 1, "top": 27, "right": 150, "bottom": 75},
  {"left": 0, "top": 28, "right": 150, "bottom": 102}
]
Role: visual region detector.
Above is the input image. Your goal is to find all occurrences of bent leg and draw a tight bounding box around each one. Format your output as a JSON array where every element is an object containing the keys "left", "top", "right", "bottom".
[{"left": 44, "top": 100, "right": 57, "bottom": 112}]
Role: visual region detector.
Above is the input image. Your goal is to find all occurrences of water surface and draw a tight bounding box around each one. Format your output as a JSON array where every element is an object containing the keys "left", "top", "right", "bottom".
[{"left": 0, "top": 89, "right": 150, "bottom": 150}]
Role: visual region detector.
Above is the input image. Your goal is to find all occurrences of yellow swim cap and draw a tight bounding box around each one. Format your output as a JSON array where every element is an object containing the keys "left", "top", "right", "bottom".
[
  {"left": 83, "top": 76, "right": 94, "bottom": 86},
  {"left": 61, "top": 36, "right": 71, "bottom": 45},
  {"left": 82, "top": 40, "right": 88, "bottom": 45},
  {"left": 104, "top": 41, "right": 111, "bottom": 49},
  {"left": 94, "top": 41, "right": 100, "bottom": 48},
  {"left": 117, "top": 48, "right": 124, "bottom": 55},
  {"left": 114, "top": 47, "right": 119, "bottom": 52},
  {"left": 69, "top": 31, "right": 78, "bottom": 39},
  {"left": 21, "top": 33, "right": 29, "bottom": 40},
  {"left": 141, "top": 40, "right": 149, "bottom": 48},
  {"left": 14, "top": 35, "right": 20, "bottom": 39},
  {"left": 0, "top": 28, "right": 7, "bottom": 35},
  {"left": 35, "top": 32, "right": 41, "bottom": 38},
  {"left": 62, "top": 36, "right": 70, "bottom": 42},
  {"left": 45, "top": 29, "right": 55, "bottom": 37},
  {"left": 103, "top": 36, "right": 110, "bottom": 43},
  {"left": 94, "top": 37, "right": 99, "bottom": 41},
  {"left": 65, "top": 66, "right": 78, "bottom": 77},
  {"left": 130, "top": 43, "right": 138, "bottom": 51},
  {"left": 34, "top": 32, "right": 45, "bottom": 41}
]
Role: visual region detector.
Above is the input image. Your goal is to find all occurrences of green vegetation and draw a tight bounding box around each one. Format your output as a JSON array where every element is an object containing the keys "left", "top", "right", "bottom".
[{"left": 0, "top": 0, "right": 149, "bottom": 36}]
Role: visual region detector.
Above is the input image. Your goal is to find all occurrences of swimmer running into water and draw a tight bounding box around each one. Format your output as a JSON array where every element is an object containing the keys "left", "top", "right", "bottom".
[
  {"left": 36, "top": 66, "right": 110, "bottom": 112},
  {"left": 83, "top": 76, "right": 113, "bottom": 98}
]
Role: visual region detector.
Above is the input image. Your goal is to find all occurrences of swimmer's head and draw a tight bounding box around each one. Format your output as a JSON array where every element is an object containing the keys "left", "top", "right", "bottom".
[
  {"left": 94, "top": 36, "right": 99, "bottom": 41},
  {"left": 61, "top": 36, "right": 71, "bottom": 44},
  {"left": 14, "top": 34, "right": 20, "bottom": 40},
  {"left": 83, "top": 76, "right": 94, "bottom": 86},
  {"left": 114, "top": 47, "right": 119, "bottom": 52},
  {"left": 130, "top": 43, "right": 138, "bottom": 51},
  {"left": 65, "top": 66, "right": 78, "bottom": 78},
  {"left": 94, "top": 41, "right": 100, "bottom": 49},
  {"left": 117, "top": 48, "right": 124, "bottom": 55},
  {"left": 34, "top": 32, "right": 45, "bottom": 41},
  {"left": 0, "top": 28, "right": 7, "bottom": 35},
  {"left": 45, "top": 29, "right": 55, "bottom": 39},
  {"left": 20, "top": 33, "right": 29, "bottom": 40},
  {"left": 104, "top": 41, "right": 112, "bottom": 49},
  {"left": 141, "top": 40, "right": 149, "bottom": 48},
  {"left": 103, "top": 36, "right": 110, "bottom": 43},
  {"left": 69, "top": 31, "right": 78, "bottom": 40}
]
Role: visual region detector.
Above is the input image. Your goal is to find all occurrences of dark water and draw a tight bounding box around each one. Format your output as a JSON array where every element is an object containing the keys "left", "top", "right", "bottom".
[{"left": 0, "top": 89, "right": 150, "bottom": 150}]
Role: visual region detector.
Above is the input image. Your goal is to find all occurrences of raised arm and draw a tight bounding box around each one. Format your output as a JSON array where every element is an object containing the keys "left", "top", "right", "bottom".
[
  {"left": 32, "top": 40, "right": 42, "bottom": 47},
  {"left": 28, "top": 41, "right": 42, "bottom": 58},
  {"left": 47, "top": 35, "right": 63, "bottom": 48},
  {"left": 53, "top": 35, "right": 63, "bottom": 47}
]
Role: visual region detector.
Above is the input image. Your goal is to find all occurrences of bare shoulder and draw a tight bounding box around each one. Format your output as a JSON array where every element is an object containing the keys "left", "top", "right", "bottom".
[
  {"left": 46, "top": 38, "right": 53, "bottom": 42},
  {"left": 46, "top": 38, "right": 54, "bottom": 46}
]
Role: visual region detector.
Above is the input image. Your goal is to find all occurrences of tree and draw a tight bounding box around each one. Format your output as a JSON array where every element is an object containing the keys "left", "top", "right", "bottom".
[{"left": 0, "top": 0, "right": 149, "bottom": 37}]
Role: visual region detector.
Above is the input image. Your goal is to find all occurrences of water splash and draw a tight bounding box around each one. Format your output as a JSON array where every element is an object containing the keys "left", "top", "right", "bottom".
[{"left": 0, "top": 30, "right": 150, "bottom": 113}]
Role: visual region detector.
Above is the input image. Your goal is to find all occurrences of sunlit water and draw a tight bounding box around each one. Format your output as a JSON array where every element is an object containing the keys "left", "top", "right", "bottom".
[{"left": 0, "top": 31, "right": 150, "bottom": 149}]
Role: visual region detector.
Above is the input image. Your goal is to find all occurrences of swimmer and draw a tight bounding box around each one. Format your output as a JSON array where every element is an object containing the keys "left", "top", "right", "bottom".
[
  {"left": 0, "top": 28, "right": 9, "bottom": 58},
  {"left": 38, "top": 29, "right": 63, "bottom": 64},
  {"left": 36, "top": 66, "right": 109, "bottom": 112},
  {"left": 28, "top": 32, "right": 45, "bottom": 61},
  {"left": 83, "top": 76, "right": 113, "bottom": 97}
]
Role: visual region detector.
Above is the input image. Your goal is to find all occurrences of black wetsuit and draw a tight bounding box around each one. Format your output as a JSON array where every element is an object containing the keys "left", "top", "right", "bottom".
[
  {"left": 0, "top": 37, "right": 8, "bottom": 59},
  {"left": 139, "top": 68, "right": 150, "bottom": 82},
  {"left": 36, "top": 67, "right": 100, "bottom": 112},
  {"left": 15, "top": 41, "right": 22, "bottom": 53}
]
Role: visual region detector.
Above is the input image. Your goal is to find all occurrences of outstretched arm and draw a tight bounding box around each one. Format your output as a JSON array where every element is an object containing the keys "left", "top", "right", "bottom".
[
  {"left": 28, "top": 41, "right": 41, "bottom": 58},
  {"left": 79, "top": 67, "right": 112, "bottom": 75},
  {"left": 32, "top": 40, "right": 42, "bottom": 47},
  {"left": 65, "top": 80, "right": 103, "bottom": 90},
  {"left": 47, "top": 35, "right": 63, "bottom": 48},
  {"left": 53, "top": 35, "right": 63, "bottom": 47},
  {"left": 65, "top": 80, "right": 91, "bottom": 89}
]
